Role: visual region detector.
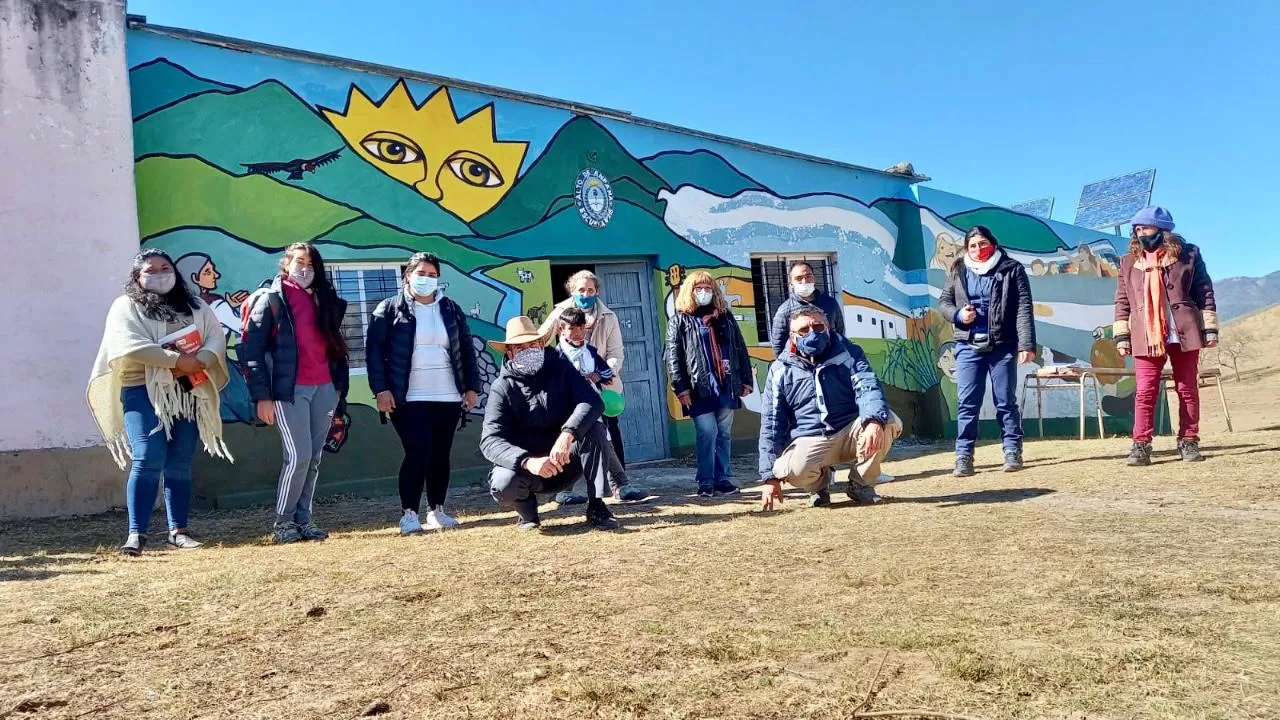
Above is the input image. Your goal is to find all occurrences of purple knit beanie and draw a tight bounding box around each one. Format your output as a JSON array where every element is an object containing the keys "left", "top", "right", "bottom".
[{"left": 1129, "top": 206, "right": 1175, "bottom": 231}]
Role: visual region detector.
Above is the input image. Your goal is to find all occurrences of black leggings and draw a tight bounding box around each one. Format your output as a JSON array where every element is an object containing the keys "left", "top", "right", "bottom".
[
  {"left": 389, "top": 401, "right": 462, "bottom": 512},
  {"left": 605, "top": 414, "right": 626, "bottom": 467}
]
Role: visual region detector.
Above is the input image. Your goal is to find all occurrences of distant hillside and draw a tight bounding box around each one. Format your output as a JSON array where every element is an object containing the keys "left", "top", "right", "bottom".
[
  {"left": 1217, "top": 302, "right": 1280, "bottom": 380},
  {"left": 1213, "top": 270, "right": 1280, "bottom": 322}
]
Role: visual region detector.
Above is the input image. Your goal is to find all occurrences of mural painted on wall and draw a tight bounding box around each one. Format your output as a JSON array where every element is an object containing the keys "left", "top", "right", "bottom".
[{"left": 127, "top": 34, "right": 1133, "bottom": 467}]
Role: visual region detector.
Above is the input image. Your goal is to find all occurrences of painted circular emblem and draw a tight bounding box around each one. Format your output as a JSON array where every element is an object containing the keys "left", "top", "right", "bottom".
[{"left": 575, "top": 168, "right": 614, "bottom": 229}]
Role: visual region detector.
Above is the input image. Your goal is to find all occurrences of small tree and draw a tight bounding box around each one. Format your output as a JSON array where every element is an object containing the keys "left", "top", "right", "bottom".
[{"left": 1217, "top": 330, "right": 1254, "bottom": 382}]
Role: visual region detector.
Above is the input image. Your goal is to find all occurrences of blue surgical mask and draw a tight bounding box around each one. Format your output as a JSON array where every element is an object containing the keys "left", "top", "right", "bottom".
[
  {"left": 573, "top": 293, "right": 597, "bottom": 309},
  {"left": 409, "top": 275, "right": 438, "bottom": 297},
  {"left": 795, "top": 330, "right": 830, "bottom": 357}
]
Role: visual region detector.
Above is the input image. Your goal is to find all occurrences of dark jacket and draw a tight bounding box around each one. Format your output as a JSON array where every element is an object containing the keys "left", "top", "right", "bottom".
[
  {"left": 239, "top": 275, "right": 350, "bottom": 410},
  {"left": 769, "top": 289, "right": 845, "bottom": 355},
  {"left": 365, "top": 291, "right": 480, "bottom": 408},
  {"left": 664, "top": 309, "right": 754, "bottom": 408},
  {"left": 938, "top": 253, "right": 1035, "bottom": 352},
  {"left": 479, "top": 348, "right": 603, "bottom": 472},
  {"left": 758, "top": 336, "right": 890, "bottom": 479},
  {"left": 1114, "top": 237, "right": 1217, "bottom": 354}
]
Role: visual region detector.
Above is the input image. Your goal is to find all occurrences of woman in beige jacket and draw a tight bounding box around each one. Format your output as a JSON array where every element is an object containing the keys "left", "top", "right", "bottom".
[{"left": 539, "top": 269, "right": 647, "bottom": 503}]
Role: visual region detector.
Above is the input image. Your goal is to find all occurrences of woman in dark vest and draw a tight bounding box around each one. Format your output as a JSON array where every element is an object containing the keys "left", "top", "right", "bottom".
[
  {"left": 366, "top": 252, "right": 481, "bottom": 534},
  {"left": 938, "top": 226, "right": 1036, "bottom": 477}
]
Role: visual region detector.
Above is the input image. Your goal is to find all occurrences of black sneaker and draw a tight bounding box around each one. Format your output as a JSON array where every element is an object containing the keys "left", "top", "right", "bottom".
[
  {"left": 513, "top": 496, "right": 541, "bottom": 530},
  {"left": 1126, "top": 442, "right": 1153, "bottom": 466},
  {"left": 612, "top": 483, "right": 649, "bottom": 503},
  {"left": 1178, "top": 439, "right": 1204, "bottom": 462},
  {"left": 585, "top": 500, "right": 619, "bottom": 530},
  {"left": 808, "top": 490, "right": 831, "bottom": 507},
  {"left": 554, "top": 491, "right": 588, "bottom": 506},
  {"left": 696, "top": 483, "right": 714, "bottom": 498},
  {"left": 1003, "top": 450, "right": 1024, "bottom": 472},
  {"left": 713, "top": 481, "right": 741, "bottom": 496},
  {"left": 953, "top": 455, "right": 975, "bottom": 477}
]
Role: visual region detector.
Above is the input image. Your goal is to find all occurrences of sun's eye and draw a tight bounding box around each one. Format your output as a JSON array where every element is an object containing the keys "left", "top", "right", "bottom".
[
  {"left": 360, "top": 132, "right": 422, "bottom": 164},
  {"left": 446, "top": 152, "right": 503, "bottom": 187}
]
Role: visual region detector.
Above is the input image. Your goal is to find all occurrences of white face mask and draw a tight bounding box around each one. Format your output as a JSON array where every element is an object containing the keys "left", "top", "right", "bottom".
[
  {"left": 139, "top": 272, "right": 176, "bottom": 295},
  {"left": 694, "top": 289, "right": 714, "bottom": 307},
  {"left": 289, "top": 267, "right": 315, "bottom": 289},
  {"left": 793, "top": 281, "right": 816, "bottom": 298},
  {"left": 409, "top": 275, "right": 438, "bottom": 297}
]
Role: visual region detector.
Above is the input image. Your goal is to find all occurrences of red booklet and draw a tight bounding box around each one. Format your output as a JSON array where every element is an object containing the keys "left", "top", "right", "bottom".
[{"left": 158, "top": 325, "right": 208, "bottom": 390}]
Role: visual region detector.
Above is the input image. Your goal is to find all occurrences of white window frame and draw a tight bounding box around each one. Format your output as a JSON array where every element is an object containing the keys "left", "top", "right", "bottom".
[
  {"left": 747, "top": 251, "right": 841, "bottom": 346},
  {"left": 327, "top": 261, "right": 405, "bottom": 376}
]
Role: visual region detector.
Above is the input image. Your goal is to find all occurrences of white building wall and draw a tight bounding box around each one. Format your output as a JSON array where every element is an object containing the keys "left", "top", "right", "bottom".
[
  {"left": 843, "top": 306, "right": 907, "bottom": 340},
  {"left": 0, "top": 0, "right": 139, "bottom": 516}
]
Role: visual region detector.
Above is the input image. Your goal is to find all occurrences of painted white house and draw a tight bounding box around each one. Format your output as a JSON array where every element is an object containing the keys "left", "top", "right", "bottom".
[{"left": 842, "top": 295, "right": 908, "bottom": 340}]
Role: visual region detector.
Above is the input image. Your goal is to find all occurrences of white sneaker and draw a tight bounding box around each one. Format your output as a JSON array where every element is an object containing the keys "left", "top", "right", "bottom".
[
  {"left": 425, "top": 508, "right": 459, "bottom": 530},
  {"left": 399, "top": 509, "right": 423, "bottom": 535}
]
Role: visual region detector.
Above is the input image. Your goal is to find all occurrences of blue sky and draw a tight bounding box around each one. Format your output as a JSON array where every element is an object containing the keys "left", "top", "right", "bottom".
[{"left": 126, "top": 0, "right": 1276, "bottom": 280}]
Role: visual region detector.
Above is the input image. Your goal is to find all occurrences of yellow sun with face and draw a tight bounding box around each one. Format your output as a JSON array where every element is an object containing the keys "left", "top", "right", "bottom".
[{"left": 322, "top": 81, "right": 528, "bottom": 222}]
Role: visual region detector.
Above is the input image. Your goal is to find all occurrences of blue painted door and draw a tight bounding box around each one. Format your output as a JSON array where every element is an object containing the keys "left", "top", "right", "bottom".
[{"left": 596, "top": 262, "right": 668, "bottom": 462}]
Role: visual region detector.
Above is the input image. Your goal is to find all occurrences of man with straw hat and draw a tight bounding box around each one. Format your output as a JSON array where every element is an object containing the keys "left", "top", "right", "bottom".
[{"left": 481, "top": 316, "right": 620, "bottom": 531}]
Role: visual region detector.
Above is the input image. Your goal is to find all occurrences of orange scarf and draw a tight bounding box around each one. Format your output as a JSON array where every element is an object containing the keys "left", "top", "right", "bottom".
[{"left": 1142, "top": 250, "right": 1167, "bottom": 357}]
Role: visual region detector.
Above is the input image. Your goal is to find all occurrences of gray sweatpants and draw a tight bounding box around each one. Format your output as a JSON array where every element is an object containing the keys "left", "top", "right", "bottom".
[{"left": 274, "top": 383, "right": 338, "bottom": 526}]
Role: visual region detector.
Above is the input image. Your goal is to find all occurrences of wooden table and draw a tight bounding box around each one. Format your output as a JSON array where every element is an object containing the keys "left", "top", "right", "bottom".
[
  {"left": 1022, "top": 367, "right": 1106, "bottom": 440},
  {"left": 1020, "top": 366, "right": 1233, "bottom": 440}
]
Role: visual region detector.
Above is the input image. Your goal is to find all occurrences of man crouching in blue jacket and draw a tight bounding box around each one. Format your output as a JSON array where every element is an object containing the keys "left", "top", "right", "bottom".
[{"left": 759, "top": 307, "right": 903, "bottom": 509}]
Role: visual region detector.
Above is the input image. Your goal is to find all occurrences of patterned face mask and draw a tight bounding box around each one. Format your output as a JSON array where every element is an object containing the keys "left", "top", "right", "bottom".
[{"left": 507, "top": 346, "right": 546, "bottom": 375}]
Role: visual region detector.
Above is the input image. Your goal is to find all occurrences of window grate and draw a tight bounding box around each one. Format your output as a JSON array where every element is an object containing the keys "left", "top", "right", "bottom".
[
  {"left": 327, "top": 264, "right": 404, "bottom": 372},
  {"left": 749, "top": 254, "right": 838, "bottom": 344}
]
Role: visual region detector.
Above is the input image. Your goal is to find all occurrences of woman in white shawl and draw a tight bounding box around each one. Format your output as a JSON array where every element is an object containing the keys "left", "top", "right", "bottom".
[{"left": 86, "top": 249, "right": 233, "bottom": 556}]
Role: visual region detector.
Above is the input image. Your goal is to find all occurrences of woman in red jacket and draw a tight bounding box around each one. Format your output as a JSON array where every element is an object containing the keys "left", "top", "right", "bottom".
[{"left": 1113, "top": 207, "right": 1217, "bottom": 466}]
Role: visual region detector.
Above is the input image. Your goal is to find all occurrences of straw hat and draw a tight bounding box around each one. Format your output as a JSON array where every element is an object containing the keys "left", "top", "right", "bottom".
[{"left": 488, "top": 315, "right": 552, "bottom": 352}]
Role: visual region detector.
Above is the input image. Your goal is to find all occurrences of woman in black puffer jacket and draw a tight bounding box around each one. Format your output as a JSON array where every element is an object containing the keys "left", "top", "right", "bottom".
[
  {"left": 366, "top": 252, "right": 480, "bottom": 534},
  {"left": 664, "top": 270, "right": 754, "bottom": 497}
]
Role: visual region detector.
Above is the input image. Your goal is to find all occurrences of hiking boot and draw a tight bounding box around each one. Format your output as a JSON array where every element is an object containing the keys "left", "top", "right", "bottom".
[
  {"left": 166, "top": 531, "right": 202, "bottom": 549},
  {"left": 1003, "top": 450, "right": 1024, "bottom": 472},
  {"left": 554, "top": 491, "right": 588, "bottom": 506},
  {"left": 120, "top": 533, "right": 147, "bottom": 557},
  {"left": 613, "top": 484, "right": 648, "bottom": 503},
  {"left": 808, "top": 490, "right": 831, "bottom": 507},
  {"left": 297, "top": 522, "right": 329, "bottom": 541},
  {"left": 1178, "top": 439, "right": 1204, "bottom": 462},
  {"left": 713, "top": 481, "right": 741, "bottom": 496},
  {"left": 273, "top": 522, "right": 303, "bottom": 545},
  {"left": 848, "top": 483, "right": 884, "bottom": 505},
  {"left": 953, "top": 455, "right": 975, "bottom": 477},
  {"left": 585, "top": 499, "right": 620, "bottom": 530},
  {"left": 1126, "top": 442, "right": 1153, "bottom": 467}
]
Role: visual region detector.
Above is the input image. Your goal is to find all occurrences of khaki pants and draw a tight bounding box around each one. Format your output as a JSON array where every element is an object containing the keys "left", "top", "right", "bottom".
[{"left": 773, "top": 411, "right": 903, "bottom": 493}]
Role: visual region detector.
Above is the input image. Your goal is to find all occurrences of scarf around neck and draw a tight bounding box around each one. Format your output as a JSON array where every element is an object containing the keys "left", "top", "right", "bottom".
[
  {"left": 694, "top": 307, "right": 728, "bottom": 383},
  {"left": 559, "top": 338, "right": 595, "bottom": 375},
  {"left": 1142, "top": 250, "right": 1168, "bottom": 357},
  {"left": 963, "top": 249, "right": 1003, "bottom": 276}
]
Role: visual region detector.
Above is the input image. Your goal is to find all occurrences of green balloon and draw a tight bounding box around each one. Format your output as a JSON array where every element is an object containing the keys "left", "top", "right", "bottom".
[{"left": 601, "top": 389, "right": 625, "bottom": 417}]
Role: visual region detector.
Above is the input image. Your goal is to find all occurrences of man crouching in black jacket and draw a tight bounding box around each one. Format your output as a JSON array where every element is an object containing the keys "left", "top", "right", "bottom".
[{"left": 481, "top": 316, "right": 619, "bottom": 531}]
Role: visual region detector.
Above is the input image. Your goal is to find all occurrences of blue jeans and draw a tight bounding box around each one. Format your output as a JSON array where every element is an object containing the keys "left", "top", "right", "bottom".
[
  {"left": 954, "top": 344, "right": 1022, "bottom": 456},
  {"left": 692, "top": 407, "right": 734, "bottom": 487},
  {"left": 121, "top": 385, "right": 199, "bottom": 534}
]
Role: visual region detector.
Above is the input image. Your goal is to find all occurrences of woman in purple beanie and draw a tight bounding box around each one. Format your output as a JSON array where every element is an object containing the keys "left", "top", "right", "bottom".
[{"left": 1112, "top": 206, "right": 1218, "bottom": 465}]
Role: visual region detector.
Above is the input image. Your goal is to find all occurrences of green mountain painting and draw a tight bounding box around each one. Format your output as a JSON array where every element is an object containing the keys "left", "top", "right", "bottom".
[
  {"left": 470, "top": 117, "right": 671, "bottom": 238},
  {"left": 946, "top": 207, "right": 1070, "bottom": 252},
  {"left": 643, "top": 149, "right": 764, "bottom": 197},
  {"left": 130, "top": 59, "right": 235, "bottom": 118}
]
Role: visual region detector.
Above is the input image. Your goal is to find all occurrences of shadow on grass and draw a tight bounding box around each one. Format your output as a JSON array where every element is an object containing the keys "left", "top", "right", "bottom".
[{"left": 885, "top": 487, "right": 1056, "bottom": 507}]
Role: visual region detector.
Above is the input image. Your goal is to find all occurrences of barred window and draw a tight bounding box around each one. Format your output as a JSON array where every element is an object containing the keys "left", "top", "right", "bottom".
[
  {"left": 326, "top": 263, "right": 404, "bottom": 373},
  {"left": 749, "top": 253, "right": 838, "bottom": 344}
]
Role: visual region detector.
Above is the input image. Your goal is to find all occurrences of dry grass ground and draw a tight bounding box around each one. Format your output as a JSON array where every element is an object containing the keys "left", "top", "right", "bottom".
[{"left": 2, "top": 370, "right": 1277, "bottom": 719}]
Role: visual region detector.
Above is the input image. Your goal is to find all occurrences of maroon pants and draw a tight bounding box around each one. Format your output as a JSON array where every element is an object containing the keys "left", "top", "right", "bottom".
[{"left": 1132, "top": 344, "right": 1200, "bottom": 443}]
